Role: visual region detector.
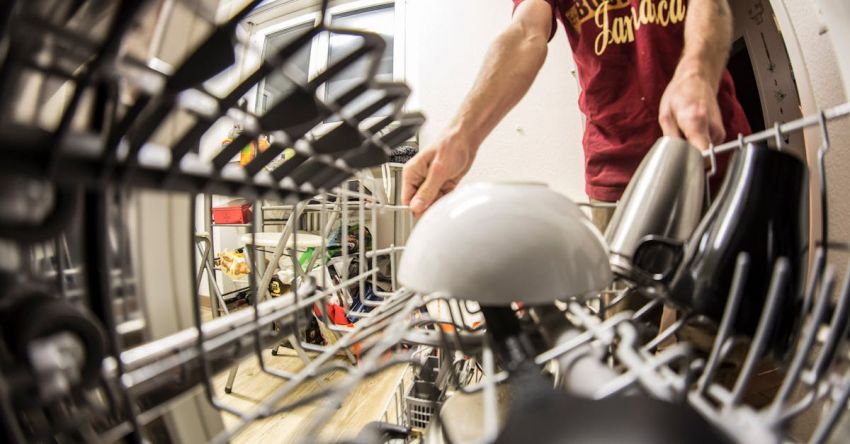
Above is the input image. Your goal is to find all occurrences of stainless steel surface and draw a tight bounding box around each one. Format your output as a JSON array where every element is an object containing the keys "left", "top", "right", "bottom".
[{"left": 605, "top": 136, "right": 705, "bottom": 278}]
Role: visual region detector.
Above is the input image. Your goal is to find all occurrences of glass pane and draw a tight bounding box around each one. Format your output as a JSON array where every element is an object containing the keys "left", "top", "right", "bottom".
[
  {"left": 259, "top": 22, "right": 314, "bottom": 113},
  {"left": 326, "top": 5, "right": 394, "bottom": 120}
]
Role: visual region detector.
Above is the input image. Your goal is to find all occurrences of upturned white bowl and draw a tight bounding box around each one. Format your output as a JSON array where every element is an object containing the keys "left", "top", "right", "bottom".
[{"left": 399, "top": 182, "right": 612, "bottom": 305}]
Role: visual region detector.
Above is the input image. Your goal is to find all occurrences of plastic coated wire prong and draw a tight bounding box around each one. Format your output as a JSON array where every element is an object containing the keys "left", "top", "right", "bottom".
[
  {"left": 187, "top": 193, "right": 250, "bottom": 418},
  {"left": 612, "top": 322, "right": 689, "bottom": 401},
  {"left": 534, "top": 311, "right": 634, "bottom": 365},
  {"left": 698, "top": 253, "right": 750, "bottom": 394},
  {"left": 706, "top": 142, "right": 718, "bottom": 178},
  {"left": 809, "top": 370, "right": 850, "bottom": 444},
  {"left": 292, "top": 296, "right": 424, "bottom": 443},
  {"left": 768, "top": 266, "right": 835, "bottom": 420},
  {"left": 47, "top": 1, "right": 146, "bottom": 177},
  {"left": 803, "top": 249, "right": 826, "bottom": 316},
  {"left": 358, "top": 179, "right": 367, "bottom": 313},
  {"left": 807, "top": 262, "right": 850, "bottom": 383},
  {"left": 705, "top": 141, "right": 718, "bottom": 203},
  {"left": 249, "top": 199, "right": 296, "bottom": 384},
  {"left": 631, "top": 296, "right": 663, "bottom": 321},
  {"left": 730, "top": 258, "right": 790, "bottom": 406},
  {"left": 593, "top": 342, "right": 693, "bottom": 400},
  {"left": 774, "top": 121, "right": 784, "bottom": 150},
  {"left": 109, "top": 190, "right": 145, "bottom": 441},
  {"left": 305, "top": 194, "right": 349, "bottom": 356},
  {"left": 817, "top": 110, "right": 831, "bottom": 260},
  {"left": 371, "top": 186, "right": 379, "bottom": 296},
  {"left": 641, "top": 314, "right": 688, "bottom": 354},
  {"left": 603, "top": 287, "right": 630, "bottom": 311},
  {"left": 341, "top": 185, "right": 350, "bottom": 304},
  {"left": 210, "top": 291, "right": 421, "bottom": 443}
]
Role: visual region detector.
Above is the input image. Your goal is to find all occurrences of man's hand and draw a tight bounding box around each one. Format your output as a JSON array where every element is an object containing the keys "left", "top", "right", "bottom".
[
  {"left": 402, "top": 133, "right": 475, "bottom": 218},
  {"left": 660, "top": 0, "right": 732, "bottom": 150},
  {"left": 658, "top": 70, "right": 725, "bottom": 150},
  {"left": 399, "top": 0, "right": 552, "bottom": 217}
]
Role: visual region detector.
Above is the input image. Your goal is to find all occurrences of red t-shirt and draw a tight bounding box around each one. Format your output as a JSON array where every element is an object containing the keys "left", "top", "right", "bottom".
[{"left": 512, "top": 0, "right": 751, "bottom": 201}]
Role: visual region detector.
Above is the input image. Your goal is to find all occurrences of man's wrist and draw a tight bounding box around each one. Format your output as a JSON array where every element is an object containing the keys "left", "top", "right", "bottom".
[
  {"left": 674, "top": 58, "right": 721, "bottom": 92},
  {"left": 445, "top": 124, "right": 481, "bottom": 156}
]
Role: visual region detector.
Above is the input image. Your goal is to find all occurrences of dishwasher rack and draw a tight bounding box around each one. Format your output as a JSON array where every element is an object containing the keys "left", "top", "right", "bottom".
[
  {"left": 2, "top": 1, "right": 850, "bottom": 443},
  {"left": 0, "top": 0, "right": 425, "bottom": 442}
]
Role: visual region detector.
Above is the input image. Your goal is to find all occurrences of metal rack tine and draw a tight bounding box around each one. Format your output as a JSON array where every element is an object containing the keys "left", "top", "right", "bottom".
[
  {"left": 535, "top": 310, "right": 634, "bottom": 365},
  {"left": 804, "top": 248, "right": 827, "bottom": 315},
  {"left": 807, "top": 262, "right": 850, "bottom": 383},
  {"left": 594, "top": 342, "right": 693, "bottom": 400},
  {"left": 48, "top": 0, "right": 147, "bottom": 175},
  {"left": 730, "top": 258, "right": 789, "bottom": 406},
  {"left": 319, "top": 0, "right": 331, "bottom": 26},
  {"left": 248, "top": 199, "right": 298, "bottom": 384},
  {"left": 706, "top": 141, "right": 718, "bottom": 178},
  {"left": 165, "top": 28, "right": 322, "bottom": 172},
  {"left": 123, "top": 0, "right": 261, "bottom": 174},
  {"left": 110, "top": 189, "right": 145, "bottom": 442},
  {"left": 773, "top": 121, "right": 785, "bottom": 150},
  {"left": 357, "top": 180, "right": 367, "bottom": 316},
  {"left": 642, "top": 313, "right": 688, "bottom": 353},
  {"left": 809, "top": 370, "right": 850, "bottom": 444},
  {"left": 187, "top": 194, "right": 251, "bottom": 418},
  {"left": 705, "top": 102, "right": 850, "bottom": 158},
  {"left": 698, "top": 253, "right": 750, "bottom": 393},
  {"left": 769, "top": 265, "right": 835, "bottom": 419},
  {"left": 295, "top": 314, "right": 422, "bottom": 444},
  {"left": 165, "top": 0, "right": 263, "bottom": 92},
  {"left": 630, "top": 292, "right": 663, "bottom": 321},
  {"left": 195, "top": 234, "right": 231, "bottom": 317},
  {"left": 817, "top": 110, "right": 831, "bottom": 260}
]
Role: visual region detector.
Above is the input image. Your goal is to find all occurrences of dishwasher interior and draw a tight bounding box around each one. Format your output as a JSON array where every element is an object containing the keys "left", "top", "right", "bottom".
[{"left": 1, "top": 0, "right": 850, "bottom": 443}]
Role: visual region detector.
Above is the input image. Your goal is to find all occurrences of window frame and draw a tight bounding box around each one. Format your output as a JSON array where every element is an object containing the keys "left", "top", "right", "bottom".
[{"left": 247, "top": 0, "right": 404, "bottom": 126}]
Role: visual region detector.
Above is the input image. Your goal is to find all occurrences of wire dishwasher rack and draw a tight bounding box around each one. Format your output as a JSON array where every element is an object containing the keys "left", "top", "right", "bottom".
[{"left": 2, "top": 0, "right": 850, "bottom": 443}]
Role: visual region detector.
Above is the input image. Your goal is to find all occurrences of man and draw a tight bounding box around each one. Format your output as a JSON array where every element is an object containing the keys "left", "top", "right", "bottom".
[
  {"left": 402, "top": 0, "right": 750, "bottom": 318},
  {"left": 400, "top": 0, "right": 783, "bottom": 403},
  {"left": 401, "top": 0, "right": 749, "bottom": 222}
]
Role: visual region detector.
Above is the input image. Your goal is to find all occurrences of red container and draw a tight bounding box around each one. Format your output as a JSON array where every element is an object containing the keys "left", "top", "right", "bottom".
[{"left": 212, "top": 203, "right": 252, "bottom": 224}]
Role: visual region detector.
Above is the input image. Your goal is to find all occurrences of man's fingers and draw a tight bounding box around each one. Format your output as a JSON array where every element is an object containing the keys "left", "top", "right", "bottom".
[
  {"left": 708, "top": 113, "right": 726, "bottom": 145},
  {"left": 678, "top": 107, "right": 712, "bottom": 150},
  {"left": 686, "top": 132, "right": 711, "bottom": 151},
  {"left": 410, "top": 160, "right": 448, "bottom": 217},
  {"left": 659, "top": 110, "right": 683, "bottom": 139},
  {"left": 401, "top": 151, "right": 432, "bottom": 206}
]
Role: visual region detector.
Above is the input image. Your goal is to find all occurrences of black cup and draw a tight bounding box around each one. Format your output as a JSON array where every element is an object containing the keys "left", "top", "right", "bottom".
[{"left": 633, "top": 143, "right": 809, "bottom": 358}]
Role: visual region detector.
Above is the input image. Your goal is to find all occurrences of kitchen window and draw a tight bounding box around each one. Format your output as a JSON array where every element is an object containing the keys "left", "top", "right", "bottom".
[{"left": 253, "top": 0, "right": 402, "bottom": 124}]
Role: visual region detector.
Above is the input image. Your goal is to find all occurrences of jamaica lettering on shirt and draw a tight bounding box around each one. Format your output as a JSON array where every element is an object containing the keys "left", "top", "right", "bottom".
[{"left": 565, "top": 0, "right": 687, "bottom": 55}]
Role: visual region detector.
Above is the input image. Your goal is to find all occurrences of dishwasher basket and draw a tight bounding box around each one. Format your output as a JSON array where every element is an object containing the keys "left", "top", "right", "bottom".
[{"left": 2, "top": 0, "right": 850, "bottom": 443}]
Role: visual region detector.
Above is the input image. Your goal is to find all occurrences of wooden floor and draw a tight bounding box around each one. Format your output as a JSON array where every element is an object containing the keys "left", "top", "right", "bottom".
[{"left": 203, "top": 304, "right": 409, "bottom": 443}]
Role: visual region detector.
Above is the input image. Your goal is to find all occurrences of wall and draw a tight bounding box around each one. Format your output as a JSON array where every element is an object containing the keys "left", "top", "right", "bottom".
[{"left": 405, "top": 0, "right": 587, "bottom": 202}]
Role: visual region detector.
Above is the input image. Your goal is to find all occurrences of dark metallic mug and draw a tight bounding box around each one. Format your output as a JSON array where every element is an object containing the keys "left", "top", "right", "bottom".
[{"left": 633, "top": 143, "right": 809, "bottom": 358}]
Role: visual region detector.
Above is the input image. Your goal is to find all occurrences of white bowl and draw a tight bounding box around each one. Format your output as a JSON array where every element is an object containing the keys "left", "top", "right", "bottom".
[{"left": 399, "top": 182, "right": 612, "bottom": 305}]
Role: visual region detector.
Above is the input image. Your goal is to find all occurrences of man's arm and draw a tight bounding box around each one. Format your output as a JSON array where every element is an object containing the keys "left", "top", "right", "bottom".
[
  {"left": 659, "top": 0, "right": 733, "bottom": 150},
  {"left": 402, "top": 0, "right": 553, "bottom": 217}
]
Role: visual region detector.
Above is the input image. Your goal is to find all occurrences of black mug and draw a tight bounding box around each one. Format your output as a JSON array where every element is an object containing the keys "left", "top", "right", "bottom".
[{"left": 633, "top": 143, "right": 809, "bottom": 358}]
